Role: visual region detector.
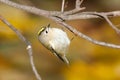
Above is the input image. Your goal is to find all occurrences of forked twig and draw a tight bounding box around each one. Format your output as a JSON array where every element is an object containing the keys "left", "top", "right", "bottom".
[{"left": 64, "top": 0, "right": 85, "bottom": 15}]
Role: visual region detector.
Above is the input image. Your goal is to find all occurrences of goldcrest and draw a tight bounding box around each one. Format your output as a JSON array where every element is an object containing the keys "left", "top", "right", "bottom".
[{"left": 38, "top": 24, "right": 70, "bottom": 64}]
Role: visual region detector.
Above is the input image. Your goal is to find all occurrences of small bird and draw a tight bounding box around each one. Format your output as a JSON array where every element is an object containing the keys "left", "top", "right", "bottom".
[{"left": 38, "top": 24, "right": 70, "bottom": 64}]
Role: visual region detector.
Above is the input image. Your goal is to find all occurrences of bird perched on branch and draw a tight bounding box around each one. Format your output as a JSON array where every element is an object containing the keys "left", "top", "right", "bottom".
[{"left": 38, "top": 24, "right": 70, "bottom": 64}]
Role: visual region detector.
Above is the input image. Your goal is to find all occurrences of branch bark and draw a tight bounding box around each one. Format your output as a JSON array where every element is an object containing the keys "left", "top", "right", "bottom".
[{"left": 0, "top": 15, "right": 41, "bottom": 80}]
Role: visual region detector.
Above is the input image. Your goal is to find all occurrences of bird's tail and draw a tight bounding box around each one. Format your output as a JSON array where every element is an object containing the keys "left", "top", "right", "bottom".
[
  {"left": 61, "top": 55, "right": 69, "bottom": 64},
  {"left": 55, "top": 53, "right": 69, "bottom": 64}
]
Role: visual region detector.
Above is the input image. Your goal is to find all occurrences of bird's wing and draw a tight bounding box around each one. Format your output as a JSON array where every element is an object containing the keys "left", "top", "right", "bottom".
[
  {"left": 51, "top": 48, "right": 64, "bottom": 61},
  {"left": 49, "top": 41, "right": 69, "bottom": 64}
]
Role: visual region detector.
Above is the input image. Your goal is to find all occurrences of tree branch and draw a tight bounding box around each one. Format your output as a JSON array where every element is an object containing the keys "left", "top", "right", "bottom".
[
  {"left": 100, "top": 14, "right": 120, "bottom": 35},
  {"left": 64, "top": 11, "right": 120, "bottom": 20},
  {"left": 0, "top": 15, "right": 41, "bottom": 80},
  {"left": 64, "top": 0, "right": 85, "bottom": 15},
  {"left": 0, "top": 0, "right": 120, "bottom": 20},
  {"left": 0, "top": 0, "right": 120, "bottom": 48},
  {"left": 52, "top": 16, "right": 120, "bottom": 49},
  {"left": 80, "top": 12, "right": 120, "bottom": 35}
]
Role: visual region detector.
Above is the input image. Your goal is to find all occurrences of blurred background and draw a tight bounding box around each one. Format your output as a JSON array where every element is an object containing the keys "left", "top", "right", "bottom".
[{"left": 0, "top": 0, "right": 120, "bottom": 80}]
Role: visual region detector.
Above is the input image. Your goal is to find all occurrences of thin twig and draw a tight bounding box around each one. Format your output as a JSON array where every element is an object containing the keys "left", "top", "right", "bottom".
[
  {"left": 82, "top": 12, "right": 120, "bottom": 35},
  {"left": 103, "top": 15, "right": 120, "bottom": 34},
  {"left": 61, "top": 0, "right": 65, "bottom": 12},
  {"left": 64, "top": 0, "right": 85, "bottom": 15},
  {"left": 0, "top": 0, "right": 51, "bottom": 17},
  {"left": 0, "top": 15, "right": 41, "bottom": 80},
  {"left": 76, "top": 0, "right": 83, "bottom": 9},
  {"left": 64, "top": 7, "right": 85, "bottom": 15}
]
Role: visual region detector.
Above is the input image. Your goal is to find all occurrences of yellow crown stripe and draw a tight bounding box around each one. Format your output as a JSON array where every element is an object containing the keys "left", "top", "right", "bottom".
[{"left": 38, "top": 27, "right": 46, "bottom": 35}]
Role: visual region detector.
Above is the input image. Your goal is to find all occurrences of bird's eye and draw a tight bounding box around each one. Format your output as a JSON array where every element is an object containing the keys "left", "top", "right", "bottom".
[{"left": 46, "top": 30, "right": 48, "bottom": 33}]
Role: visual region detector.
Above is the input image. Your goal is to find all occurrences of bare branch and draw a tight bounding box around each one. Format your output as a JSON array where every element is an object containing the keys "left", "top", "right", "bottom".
[
  {"left": 52, "top": 16, "right": 120, "bottom": 49},
  {"left": 63, "top": 7, "right": 85, "bottom": 15},
  {"left": 0, "top": 0, "right": 120, "bottom": 20},
  {"left": 103, "top": 15, "right": 120, "bottom": 34},
  {"left": 64, "top": 0, "right": 85, "bottom": 15},
  {"left": 0, "top": 15, "right": 41, "bottom": 80},
  {"left": 61, "top": 0, "right": 65, "bottom": 12},
  {"left": 76, "top": 0, "right": 83, "bottom": 9},
  {"left": 64, "top": 11, "right": 120, "bottom": 20},
  {"left": 104, "top": 11, "right": 120, "bottom": 16},
  {"left": 1, "top": 0, "right": 120, "bottom": 48},
  {"left": 81, "top": 12, "right": 120, "bottom": 35}
]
